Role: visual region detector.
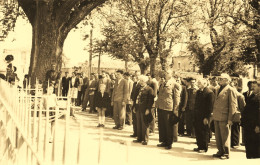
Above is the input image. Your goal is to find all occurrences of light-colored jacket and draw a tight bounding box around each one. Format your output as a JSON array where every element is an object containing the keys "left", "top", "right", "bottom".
[
  {"left": 111, "top": 78, "right": 129, "bottom": 103},
  {"left": 212, "top": 85, "right": 237, "bottom": 122},
  {"left": 156, "top": 79, "right": 181, "bottom": 111},
  {"left": 125, "top": 78, "right": 133, "bottom": 104}
]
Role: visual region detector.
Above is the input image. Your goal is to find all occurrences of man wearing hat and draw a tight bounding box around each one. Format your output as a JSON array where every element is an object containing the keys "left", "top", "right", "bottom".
[{"left": 212, "top": 73, "right": 237, "bottom": 159}]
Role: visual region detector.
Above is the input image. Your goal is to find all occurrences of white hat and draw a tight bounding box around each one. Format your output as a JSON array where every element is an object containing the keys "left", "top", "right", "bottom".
[{"left": 220, "top": 73, "right": 231, "bottom": 81}]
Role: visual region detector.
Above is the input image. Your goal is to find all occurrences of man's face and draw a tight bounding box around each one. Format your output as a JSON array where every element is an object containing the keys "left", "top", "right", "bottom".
[
  {"left": 116, "top": 72, "right": 123, "bottom": 79},
  {"left": 210, "top": 79, "right": 218, "bottom": 86},
  {"left": 252, "top": 83, "right": 259, "bottom": 94},
  {"left": 218, "top": 78, "right": 229, "bottom": 86},
  {"left": 90, "top": 75, "right": 94, "bottom": 80},
  {"left": 65, "top": 72, "right": 68, "bottom": 77},
  {"left": 51, "top": 64, "right": 56, "bottom": 70},
  {"left": 190, "top": 80, "right": 196, "bottom": 88},
  {"left": 197, "top": 81, "right": 205, "bottom": 89}
]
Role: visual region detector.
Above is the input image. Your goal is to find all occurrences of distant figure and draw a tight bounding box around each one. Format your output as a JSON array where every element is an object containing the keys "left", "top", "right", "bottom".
[
  {"left": 61, "top": 72, "right": 70, "bottom": 97},
  {"left": 95, "top": 84, "right": 110, "bottom": 127},
  {"left": 111, "top": 70, "right": 129, "bottom": 130},
  {"left": 45, "top": 64, "right": 61, "bottom": 94}
]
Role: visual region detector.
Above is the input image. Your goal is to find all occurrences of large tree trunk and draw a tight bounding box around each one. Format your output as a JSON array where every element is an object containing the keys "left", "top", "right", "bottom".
[
  {"left": 28, "top": 3, "right": 66, "bottom": 86},
  {"left": 138, "top": 63, "right": 148, "bottom": 75},
  {"left": 150, "top": 57, "right": 156, "bottom": 77}
]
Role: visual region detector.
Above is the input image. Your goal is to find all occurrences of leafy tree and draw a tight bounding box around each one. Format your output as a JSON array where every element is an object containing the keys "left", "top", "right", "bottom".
[
  {"left": 116, "top": 0, "right": 192, "bottom": 75},
  {"left": 16, "top": 0, "right": 107, "bottom": 85},
  {"left": 101, "top": 12, "right": 150, "bottom": 74}
]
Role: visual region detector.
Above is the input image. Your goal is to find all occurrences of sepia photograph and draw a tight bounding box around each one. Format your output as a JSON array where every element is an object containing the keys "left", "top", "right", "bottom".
[{"left": 0, "top": 0, "right": 260, "bottom": 164}]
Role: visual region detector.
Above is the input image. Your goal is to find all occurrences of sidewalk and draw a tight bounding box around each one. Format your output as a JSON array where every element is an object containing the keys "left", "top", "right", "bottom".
[{"left": 49, "top": 108, "right": 256, "bottom": 165}]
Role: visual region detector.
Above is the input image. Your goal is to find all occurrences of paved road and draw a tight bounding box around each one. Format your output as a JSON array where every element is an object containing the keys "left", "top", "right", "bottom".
[{"left": 43, "top": 108, "right": 258, "bottom": 165}]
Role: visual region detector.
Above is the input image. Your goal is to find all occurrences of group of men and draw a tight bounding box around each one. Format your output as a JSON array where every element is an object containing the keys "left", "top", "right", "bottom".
[{"left": 58, "top": 67, "right": 260, "bottom": 159}]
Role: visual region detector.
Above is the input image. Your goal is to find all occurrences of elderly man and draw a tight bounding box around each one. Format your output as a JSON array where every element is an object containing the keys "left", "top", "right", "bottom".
[
  {"left": 193, "top": 78, "right": 214, "bottom": 153},
  {"left": 241, "top": 81, "right": 260, "bottom": 159},
  {"left": 133, "top": 75, "right": 154, "bottom": 145},
  {"left": 156, "top": 71, "right": 181, "bottom": 149},
  {"left": 111, "top": 70, "right": 129, "bottom": 130},
  {"left": 212, "top": 73, "right": 237, "bottom": 159}
]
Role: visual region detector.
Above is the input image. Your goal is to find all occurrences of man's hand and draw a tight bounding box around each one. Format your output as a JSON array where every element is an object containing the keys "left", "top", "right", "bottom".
[
  {"left": 122, "top": 102, "right": 125, "bottom": 106},
  {"left": 227, "top": 120, "right": 232, "bottom": 126},
  {"left": 145, "top": 109, "right": 150, "bottom": 115},
  {"left": 203, "top": 118, "right": 208, "bottom": 125},
  {"left": 133, "top": 108, "right": 136, "bottom": 113},
  {"left": 111, "top": 102, "right": 113, "bottom": 106},
  {"left": 181, "top": 108, "right": 185, "bottom": 112},
  {"left": 255, "top": 126, "right": 260, "bottom": 134}
]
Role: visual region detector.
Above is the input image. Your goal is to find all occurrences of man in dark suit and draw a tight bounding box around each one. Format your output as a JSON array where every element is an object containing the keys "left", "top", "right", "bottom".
[
  {"left": 178, "top": 78, "right": 188, "bottom": 137},
  {"left": 111, "top": 70, "right": 129, "bottom": 130},
  {"left": 82, "top": 73, "right": 98, "bottom": 113},
  {"left": 241, "top": 81, "right": 260, "bottom": 159},
  {"left": 61, "top": 72, "right": 70, "bottom": 97},
  {"left": 130, "top": 73, "right": 141, "bottom": 137},
  {"left": 193, "top": 78, "right": 214, "bottom": 153}
]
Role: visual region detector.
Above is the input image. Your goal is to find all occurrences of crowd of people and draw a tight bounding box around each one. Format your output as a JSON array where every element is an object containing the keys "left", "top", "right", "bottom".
[
  {"left": 56, "top": 68, "right": 259, "bottom": 160},
  {"left": 1, "top": 57, "right": 259, "bottom": 159}
]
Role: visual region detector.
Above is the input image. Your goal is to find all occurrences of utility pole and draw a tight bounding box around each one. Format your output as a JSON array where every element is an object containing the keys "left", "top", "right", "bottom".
[
  {"left": 98, "top": 46, "right": 101, "bottom": 75},
  {"left": 89, "top": 24, "right": 93, "bottom": 77}
]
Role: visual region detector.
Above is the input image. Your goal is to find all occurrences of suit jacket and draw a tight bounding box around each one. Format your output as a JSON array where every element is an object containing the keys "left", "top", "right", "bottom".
[
  {"left": 131, "top": 81, "right": 141, "bottom": 107},
  {"left": 156, "top": 80, "right": 181, "bottom": 112},
  {"left": 70, "top": 77, "right": 80, "bottom": 88},
  {"left": 62, "top": 76, "right": 70, "bottom": 89},
  {"left": 137, "top": 85, "right": 154, "bottom": 112},
  {"left": 125, "top": 78, "right": 134, "bottom": 104},
  {"left": 86, "top": 79, "right": 98, "bottom": 95},
  {"left": 97, "top": 77, "right": 111, "bottom": 94},
  {"left": 194, "top": 87, "right": 215, "bottom": 121},
  {"left": 95, "top": 91, "right": 110, "bottom": 109},
  {"left": 243, "top": 90, "right": 254, "bottom": 104},
  {"left": 212, "top": 85, "right": 237, "bottom": 122},
  {"left": 241, "top": 93, "right": 260, "bottom": 130},
  {"left": 111, "top": 78, "right": 129, "bottom": 103},
  {"left": 179, "top": 85, "right": 188, "bottom": 111},
  {"left": 237, "top": 91, "right": 246, "bottom": 113},
  {"left": 186, "top": 87, "right": 197, "bottom": 111}
]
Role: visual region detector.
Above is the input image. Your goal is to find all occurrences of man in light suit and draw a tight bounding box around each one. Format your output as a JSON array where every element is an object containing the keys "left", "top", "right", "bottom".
[
  {"left": 111, "top": 70, "right": 129, "bottom": 130},
  {"left": 124, "top": 72, "right": 134, "bottom": 125},
  {"left": 212, "top": 73, "right": 237, "bottom": 160}
]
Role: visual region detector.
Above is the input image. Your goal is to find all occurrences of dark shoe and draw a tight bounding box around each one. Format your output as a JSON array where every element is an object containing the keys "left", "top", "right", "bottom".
[
  {"left": 117, "top": 127, "right": 123, "bottom": 130},
  {"left": 142, "top": 141, "right": 148, "bottom": 145},
  {"left": 133, "top": 140, "right": 142, "bottom": 143},
  {"left": 213, "top": 153, "right": 222, "bottom": 158},
  {"left": 198, "top": 149, "right": 207, "bottom": 153},
  {"left": 240, "top": 143, "right": 245, "bottom": 146},
  {"left": 113, "top": 126, "right": 119, "bottom": 129},
  {"left": 165, "top": 145, "right": 172, "bottom": 150},
  {"left": 101, "top": 124, "right": 105, "bottom": 127},
  {"left": 231, "top": 145, "right": 239, "bottom": 149},
  {"left": 157, "top": 143, "right": 167, "bottom": 147},
  {"left": 130, "top": 134, "right": 137, "bottom": 137},
  {"left": 193, "top": 148, "right": 199, "bottom": 152},
  {"left": 179, "top": 134, "right": 184, "bottom": 137},
  {"left": 220, "top": 155, "right": 229, "bottom": 160}
]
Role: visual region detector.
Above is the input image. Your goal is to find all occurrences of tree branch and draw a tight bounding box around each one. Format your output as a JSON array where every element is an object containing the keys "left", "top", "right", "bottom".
[
  {"left": 18, "top": 0, "right": 36, "bottom": 24},
  {"left": 62, "top": 0, "right": 107, "bottom": 35}
]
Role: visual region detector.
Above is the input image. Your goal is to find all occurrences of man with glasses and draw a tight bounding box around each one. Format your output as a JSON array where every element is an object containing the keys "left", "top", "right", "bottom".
[{"left": 212, "top": 73, "right": 237, "bottom": 159}]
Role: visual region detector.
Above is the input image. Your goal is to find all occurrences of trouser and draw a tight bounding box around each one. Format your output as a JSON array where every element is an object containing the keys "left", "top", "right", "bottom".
[
  {"left": 126, "top": 104, "right": 132, "bottom": 125},
  {"left": 244, "top": 128, "right": 260, "bottom": 159},
  {"left": 105, "top": 97, "right": 112, "bottom": 117},
  {"left": 149, "top": 107, "right": 156, "bottom": 133},
  {"left": 178, "top": 110, "right": 185, "bottom": 135},
  {"left": 62, "top": 88, "right": 69, "bottom": 97},
  {"left": 77, "top": 91, "right": 82, "bottom": 106},
  {"left": 195, "top": 119, "right": 209, "bottom": 151},
  {"left": 89, "top": 95, "right": 95, "bottom": 112},
  {"left": 214, "top": 121, "right": 231, "bottom": 156},
  {"left": 242, "top": 127, "right": 245, "bottom": 144},
  {"left": 113, "top": 101, "right": 126, "bottom": 128},
  {"left": 186, "top": 110, "right": 195, "bottom": 137},
  {"left": 158, "top": 109, "right": 173, "bottom": 146},
  {"left": 136, "top": 105, "right": 149, "bottom": 142},
  {"left": 231, "top": 122, "right": 240, "bottom": 147},
  {"left": 82, "top": 92, "right": 89, "bottom": 110},
  {"left": 132, "top": 105, "right": 137, "bottom": 136}
]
